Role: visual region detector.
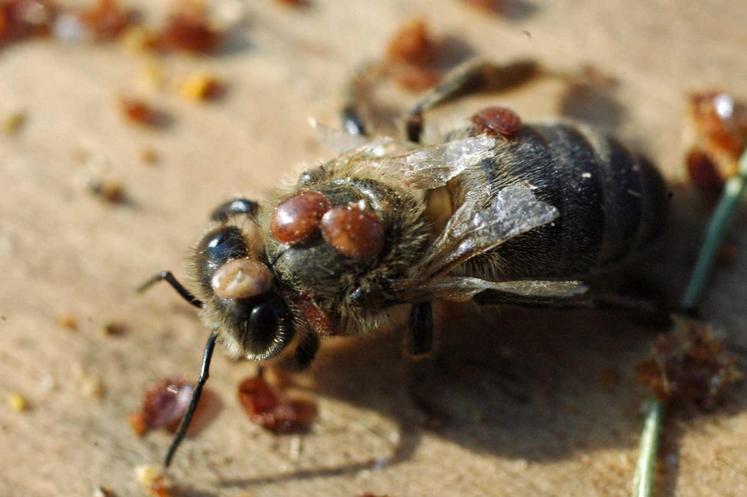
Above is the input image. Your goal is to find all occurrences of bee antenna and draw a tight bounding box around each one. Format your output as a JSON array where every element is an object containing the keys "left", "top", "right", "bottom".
[{"left": 164, "top": 331, "right": 219, "bottom": 468}]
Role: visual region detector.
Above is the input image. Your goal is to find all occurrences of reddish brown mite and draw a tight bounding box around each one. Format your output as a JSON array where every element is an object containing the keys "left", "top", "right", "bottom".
[
  {"left": 320, "top": 202, "right": 385, "bottom": 259},
  {"left": 271, "top": 191, "right": 331, "bottom": 244},
  {"left": 470, "top": 106, "right": 523, "bottom": 139}
]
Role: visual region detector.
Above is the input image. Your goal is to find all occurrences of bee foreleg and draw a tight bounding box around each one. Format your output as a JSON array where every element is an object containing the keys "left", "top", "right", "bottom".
[
  {"left": 137, "top": 271, "right": 203, "bottom": 309},
  {"left": 404, "top": 59, "right": 540, "bottom": 142},
  {"left": 405, "top": 302, "right": 434, "bottom": 357}
]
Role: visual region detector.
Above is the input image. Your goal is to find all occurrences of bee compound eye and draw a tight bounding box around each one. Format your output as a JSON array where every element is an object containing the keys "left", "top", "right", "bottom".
[
  {"left": 246, "top": 298, "right": 288, "bottom": 354},
  {"left": 320, "top": 202, "right": 385, "bottom": 259},
  {"left": 211, "top": 258, "right": 273, "bottom": 300},
  {"left": 201, "top": 226, "right": 249, "bottom": 267},
  {"left": 470, "top": 106, "right": 522, "bottom": 139},
  {"left": 271, "top": 191, "right": 331, "bottom": 245}
]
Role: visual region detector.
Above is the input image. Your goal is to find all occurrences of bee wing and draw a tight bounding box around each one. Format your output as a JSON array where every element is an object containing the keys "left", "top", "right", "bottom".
[
  {"left": 411, "top": 184, "right": 559, "bottom": 279},
  {"left": 404, "top": 277, "right": 588, "bottom": 302},
  {"left": 359, "top": 135, "right": 497, "bottom": 189}
]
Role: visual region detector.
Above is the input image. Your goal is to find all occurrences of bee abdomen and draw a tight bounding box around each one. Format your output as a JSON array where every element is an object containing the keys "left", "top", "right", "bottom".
[{"left": 463, "top": 122, "right": 667, "bottom": 279}]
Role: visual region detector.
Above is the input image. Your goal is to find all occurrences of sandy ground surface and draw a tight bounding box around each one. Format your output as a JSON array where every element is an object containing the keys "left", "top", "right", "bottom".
[{"left": 2, "top": 1, "right": 747, "bottom": 496}]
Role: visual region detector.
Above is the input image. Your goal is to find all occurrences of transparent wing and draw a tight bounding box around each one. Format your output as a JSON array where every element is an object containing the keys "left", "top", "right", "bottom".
[
  {"left": 401, "top": 277, "right": 587, "bottom": 302},
  {"left": 411, "top": 184, "right": 559, "bottom": 279},
  {"left": 310, "top": 119, "right": 496, "bottom": 189},
  {"left": 359, "top": 135, "right": 497, "bottom": 189}
]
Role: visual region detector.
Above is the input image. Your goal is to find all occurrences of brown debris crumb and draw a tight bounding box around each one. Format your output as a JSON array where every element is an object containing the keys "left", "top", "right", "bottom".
[
  {"left": 135, "top": 465, "right": 172, "bottom": 497},
  {"left": 179, "top": 73, "right": 225, "bottom": 102},
  {"left": 1, "top": 111, "right": 26, "bottom": 135},
  {"left": 274, "top": 0, "right": 310, "bottom": 6},
  {"left": 237, "top": 376, "right": 317, "bottom": 434},
  {"left": 138, "top": 378, "right": 193, "bottom": 433},
  {"left": 386, "top": 19, "right": 435, "bottom": 66},
  {"left": 686, "top": 147, "right": 725, "bottom": 196},
  {"left": 139, "top": 147, "right": 159, "bottom": 166},
  {"left": 385, "top": 19, "right": 443, "bottom": 92},
  {"left": 118, "top": 96, "right": 166, "bottom": 128},
  {"left": 87, "top": 178, "right": 126, "bottom": 204},
  {"left": 390, "top": 65, "right": 441, "bottom": 92},
  {"left": 127, "top": 411, "right": 148, "bottom": 437},
  {"left": 686, "top": 90, "right": 747, "bottom": 188},
  {"left": 102, "top": 321, "right": 128, "bottom": 336},
  {"left": 0, "top": 0, "right": 57, "bottom": 46},
  {"left": 157, "top": 2, "right": 222, "bottom": 55},
  {"left": 636, "top": 317, "right": 743, "bottom": 408},
  {"left": 57, "top": 313, "right": 79, "bottom": 332},
  {"left": 78, "top": 0, "right": 139, "bottom": 41},
  {"left": 130, "top": 377, "right": 217, "bottom": 437},
  {"left": 462, "top": 0, "right": 501, "bottom": 13}
]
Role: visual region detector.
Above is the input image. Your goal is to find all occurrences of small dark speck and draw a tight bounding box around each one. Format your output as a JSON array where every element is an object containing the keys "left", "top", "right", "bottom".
[
  {"left": 521, "top": 30, "right": 532, "bottom": 40},
  {"left": 1, "top": 316, "right": 6, "bottom": 321}
]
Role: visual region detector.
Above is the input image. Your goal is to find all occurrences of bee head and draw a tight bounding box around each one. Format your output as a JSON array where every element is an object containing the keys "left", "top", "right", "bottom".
[{"left": 192, "top": 199, "right": 295, "bottom": 361}]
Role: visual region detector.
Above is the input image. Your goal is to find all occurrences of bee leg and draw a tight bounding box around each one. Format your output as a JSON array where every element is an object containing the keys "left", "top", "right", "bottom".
[
  {"left": 210, "top": 198, "right": 259, "bottom": 222},
  {"left": 473, "top": 290, "right": 669, "bottom": 322},
  {"left": 280, "top": 332, "right": 320, "bottom": 372},
  {"left": 341, "top": 61, "right": 388, "bottom": 136},
  {"left": 137, "top": 271, "right": 203, "bottom": 308},
  {"left": 405, "top": 302, "right": 434, "bottom": 357},
  {"left": 404, "top": 59, "right": 540, "bottom": 143},
  {"left": 404, "top": 303, "right": 447, "bottom": 423}
]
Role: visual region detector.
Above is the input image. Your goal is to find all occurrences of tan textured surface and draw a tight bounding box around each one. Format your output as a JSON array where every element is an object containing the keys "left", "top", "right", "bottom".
[{"left": 2, "top": 1, "right": 747, "bottom": 496}]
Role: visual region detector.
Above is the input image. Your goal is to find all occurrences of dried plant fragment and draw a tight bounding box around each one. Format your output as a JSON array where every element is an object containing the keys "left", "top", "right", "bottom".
[
  {"left": 637, "top": 317, "right": 742, "bottom": 408},
  {"left": 237, "top": 376, "right": 317, "bottom": 434},
  {"left": 686, "top": 91, "right": 747, "bottom": 192}
]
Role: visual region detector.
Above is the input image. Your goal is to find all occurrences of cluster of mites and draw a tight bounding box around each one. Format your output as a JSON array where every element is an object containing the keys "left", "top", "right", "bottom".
[{"left": 214, "top": 106, "right": 524, "bottom": 302}]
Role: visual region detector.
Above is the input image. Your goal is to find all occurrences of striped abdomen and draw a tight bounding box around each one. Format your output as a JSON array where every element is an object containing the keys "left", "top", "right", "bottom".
[{"left": 449, "top": 122, "right": 668, "bottom": 280}]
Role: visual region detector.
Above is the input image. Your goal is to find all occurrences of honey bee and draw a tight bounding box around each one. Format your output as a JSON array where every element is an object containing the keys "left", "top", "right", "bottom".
[{"left": 140, "top": 60, "right": 668, "bottom": 467}]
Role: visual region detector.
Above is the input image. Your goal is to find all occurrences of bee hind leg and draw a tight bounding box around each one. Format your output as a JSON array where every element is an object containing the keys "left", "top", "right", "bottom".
[
  {"left": 341, "top": 61, "right": 388, "bottom": 137},
  {"left": 404, "top": 59, "right": 540, "bottom": 143}
]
